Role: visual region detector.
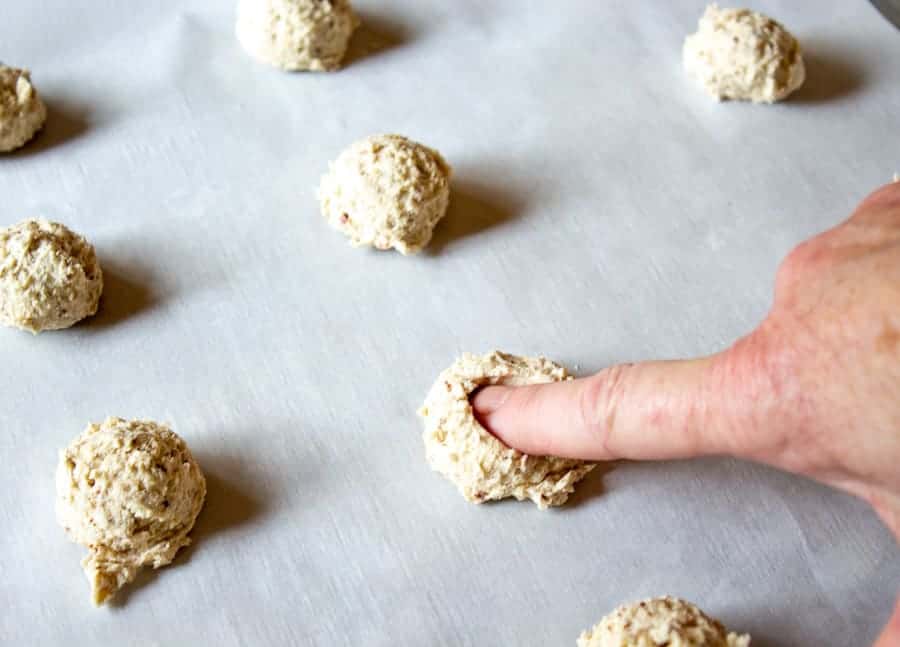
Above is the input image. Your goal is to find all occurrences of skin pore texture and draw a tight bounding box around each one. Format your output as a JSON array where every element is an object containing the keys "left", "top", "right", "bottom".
[{"left": 472, "top": 182, "right": 900, "bottom": 647}]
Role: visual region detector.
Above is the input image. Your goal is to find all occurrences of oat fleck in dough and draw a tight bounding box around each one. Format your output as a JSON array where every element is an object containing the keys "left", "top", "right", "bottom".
[
  {"left": 419, "top": 351, "right": 595, "bottom": 509},
  {"left": 319, "top": 134, "right": 452, "bottom": 255},
  {"left": 236, "top": 0, "right": 359, "bottom": 72},
  {"left": 0, "top": 64, "right": 47, "bottom": 152},
  {"left": 577, "top": 596, "right": 751, "bottom": 647},
  {"left": 683, "top": 4, "right": 805, "bottom": 103},
  {"left": 0, "top": 219, "right": 103, "bottom": 333},
  {"left": 56, "top": 418, "right": 206, "bottom": 605}
]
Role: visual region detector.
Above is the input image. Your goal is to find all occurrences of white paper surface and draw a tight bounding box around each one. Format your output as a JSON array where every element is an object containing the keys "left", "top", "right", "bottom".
[{"left": 1, "top": 1, "right": 898, "bottom": 645}]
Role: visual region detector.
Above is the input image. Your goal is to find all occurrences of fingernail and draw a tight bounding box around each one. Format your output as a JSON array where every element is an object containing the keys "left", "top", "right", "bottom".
[{"left": 471, "top": 385, "right": 510, "bottom": 414}]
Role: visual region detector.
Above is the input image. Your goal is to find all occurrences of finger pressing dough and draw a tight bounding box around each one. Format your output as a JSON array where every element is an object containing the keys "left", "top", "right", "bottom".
[
  {"left": 683, "top": 4, "right": 805, "bottom": 103},
  {"left": 318, "top": 134, "right": 452, "bottom": 255},
  {"left": 419, "top": 351, "right": 595, "bottom": 509},
  {"left": 236, "top": 0, "right": 359, "bottom": 72},
  {"left": 0, "top": 219, "right": 103, "bottom": 333},
  {"left": 56, "top": 417, "right": 206, "bottom": 605},
  {"left": 577, "top": 596, "right": 750, "bottom": 647},
  {"left": 0, "top": 64, "right": 47, "bottom": 152}
]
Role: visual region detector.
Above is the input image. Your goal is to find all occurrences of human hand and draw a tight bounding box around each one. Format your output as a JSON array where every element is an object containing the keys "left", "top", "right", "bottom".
[{"left": 472, "top": 182, "right": 900, "bottom": 646}]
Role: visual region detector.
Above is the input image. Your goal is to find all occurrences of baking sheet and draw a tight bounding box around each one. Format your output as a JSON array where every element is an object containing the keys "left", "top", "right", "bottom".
[{"left": 1, "top": 1, "right": 898, "bottom": 645}]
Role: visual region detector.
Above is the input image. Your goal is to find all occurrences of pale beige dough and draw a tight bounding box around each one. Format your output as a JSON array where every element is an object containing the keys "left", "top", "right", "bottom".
[
  {"left": 236, "top": 0, "right": 359, "bottom": 72},
  {"left": 683, "top": 4, "right": 805, "bottom": 103},
  {"left": 56, "top": 417, "right": 206, "bottom": 605},
  {"left": 318, "top": 134, "right": 452, "bottom": 255},
  {"left": 0, "top": 219, "right": 103, "bottom": 333},
  {"left": 419, "top": 351, "right": 595, "bottom": 509},
  {"left": 0, "top": 64, "right": 47, "bottom": 152},
  {"left": 577, "top": 596, "right": 750, "bottom": 647}
]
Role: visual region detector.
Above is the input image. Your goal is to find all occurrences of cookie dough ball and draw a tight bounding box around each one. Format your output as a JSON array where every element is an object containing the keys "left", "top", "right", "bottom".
[
  {"left": 56, "top": 417, "right": 206, "bottom": 605},
  {"left": 683, "top": 4, "right": 805, "bottom": 103},
  {"left": 0, "top": 219, "right": 103, "bottom": 333},
  {"left": 236, "top": 0, "right": 359, "bottom": 72},
  {"left": 577, "top": 596, "right": 751, "bottom": 647},
  {"left": 0, "top": 64, "right": 47, "bottom": 152},
  {"left": 419, "top": 351, "right": 595, "bottom": 509},
  {"left": 318, "top": 134, "right": 452, "bottom": 255}
]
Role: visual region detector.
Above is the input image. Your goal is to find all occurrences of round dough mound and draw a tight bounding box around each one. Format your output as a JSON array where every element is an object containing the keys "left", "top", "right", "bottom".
[
  {"left": 577, "top": 596, "right": 750, "bottom": 647},
  {"left": 318, "top": 134, "right": 452, "bottom": 255},
  {"left": 419, "top": 351, "right": 595, "bottom": 509},
  {"left": 0, "top": 64, "right": 47, "bottom": 152},
  {"left": 0, "top": 219, "right": 103, "bottom": 333},
  {"left": 56, "top": 417, "right": 206, "bottom": 605},
  {"left": 683, "top": 4, "right": 805, "bottom": 103},
  {"left": 236, "top": 0, "right": 359, "bottom": 72}
]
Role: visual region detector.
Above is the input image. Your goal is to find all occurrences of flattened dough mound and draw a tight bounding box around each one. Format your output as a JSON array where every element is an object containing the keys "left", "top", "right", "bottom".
[
  {"left": 419, "top": 351, "right": 595, "bottom": 509},
  {"left": 683, "top": 4, "right": 804, "bottom": 103},
  {"left": 236, "top": 0, "right": 359, "bottom": 72},
  {"left": 56, "top": 417, "right": 206, "bottom": 605},
  {"left": 0, "top": 219, "right": 103, "bottom": 333},
  {"left": 319, "top": 134, "right": 452, "bottom": 255},
  {"left": 577, "top": 596, "right": 751, "bottom": 647},
  {"left": 0, "top": 64, "right": 47, "bottom": 152}
]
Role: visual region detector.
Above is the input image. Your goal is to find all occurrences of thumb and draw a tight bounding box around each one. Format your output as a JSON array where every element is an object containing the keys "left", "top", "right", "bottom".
[{"left": 472, "top": 351, "right": 767, "bottom": 462}]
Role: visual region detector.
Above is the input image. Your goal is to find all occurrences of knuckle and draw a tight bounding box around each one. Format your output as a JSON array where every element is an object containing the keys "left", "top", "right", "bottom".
[
  {"left": 779, "top": 240, "right": 814, "bottom": 283},
  {"left": 776, "top": 237, "right": 829, "bottom": 302},
  {"left": 719, "top": 328, "right": 811, "bottom": 458},
  {"left": 580, "top": 365, "right": 631, "bottom": 455},
  {"left": 859, "top": 180, "right": 900, "bottom": 212}
]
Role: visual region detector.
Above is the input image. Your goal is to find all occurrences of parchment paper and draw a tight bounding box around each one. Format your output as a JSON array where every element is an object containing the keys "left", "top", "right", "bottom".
[{"left": 1, "top": 1, "right": 898, "bottom": 645}]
